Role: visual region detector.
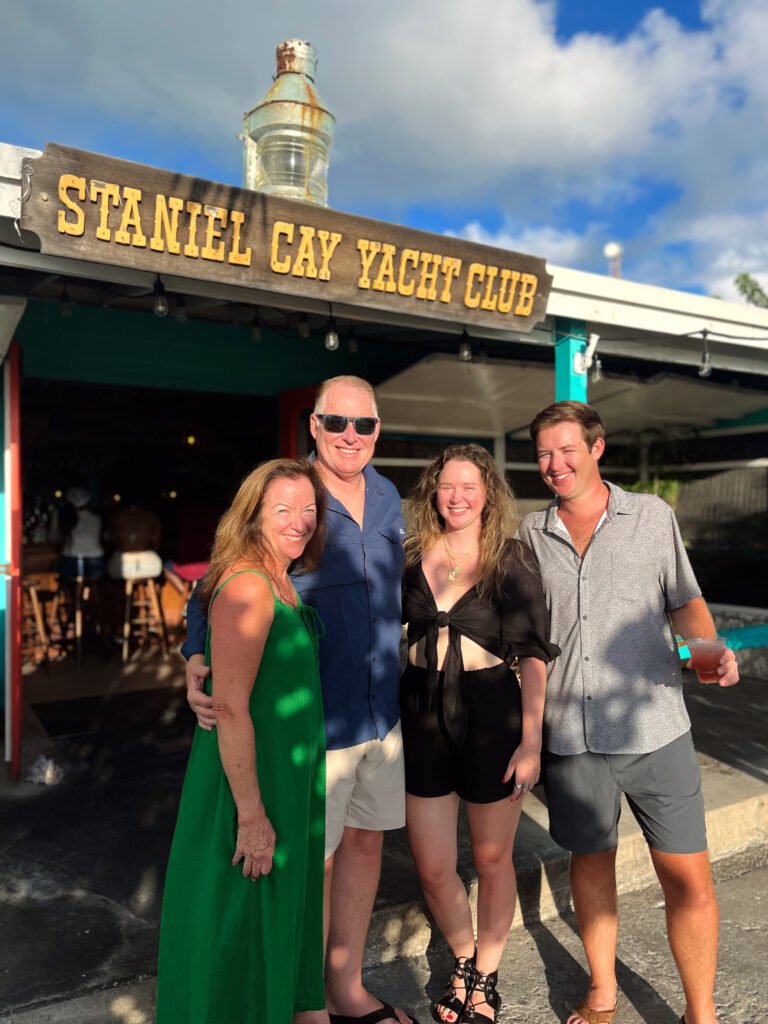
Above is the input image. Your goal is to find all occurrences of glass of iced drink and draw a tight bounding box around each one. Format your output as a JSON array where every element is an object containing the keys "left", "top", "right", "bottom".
[{"left": 686, "top": 637, "right": 726, "bottom": 684}]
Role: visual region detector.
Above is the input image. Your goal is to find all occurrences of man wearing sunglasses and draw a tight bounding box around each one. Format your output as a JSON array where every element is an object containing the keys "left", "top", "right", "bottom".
[{"left": 184, "top": 375, "right": 414, "bottom": 1024}]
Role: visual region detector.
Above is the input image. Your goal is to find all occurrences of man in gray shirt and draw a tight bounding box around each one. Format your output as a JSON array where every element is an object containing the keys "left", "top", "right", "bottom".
[{"left": 518, "top": 401, "right": 739, "bottom": 1024}]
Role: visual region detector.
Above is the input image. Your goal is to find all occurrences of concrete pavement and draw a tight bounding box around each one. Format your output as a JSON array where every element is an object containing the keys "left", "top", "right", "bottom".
[
  {"left": 5, "top": 847, "right": 767, "bottom": 1023},
  {"left": 1, "top": 669, "right": 766, "bottom": 1021}
]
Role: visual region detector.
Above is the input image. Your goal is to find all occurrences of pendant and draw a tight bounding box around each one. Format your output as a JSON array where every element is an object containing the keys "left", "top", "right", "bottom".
[{"left": 448, "top": 567, "right": 460, "bottom": 582}]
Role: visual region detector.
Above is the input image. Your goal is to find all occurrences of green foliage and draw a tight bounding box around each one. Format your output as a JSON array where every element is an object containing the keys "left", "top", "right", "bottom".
[
  {"left": 625, "top": 479, "right": 681, "bottom": 509},
  {"left": 734, "top": 272, "right": 768, "bottom": 308}
]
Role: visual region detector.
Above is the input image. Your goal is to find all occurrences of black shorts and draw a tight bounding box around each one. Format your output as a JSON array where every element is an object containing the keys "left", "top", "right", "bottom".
[{"left": 400, "top": 661, "right": 523, "bottom": 803}]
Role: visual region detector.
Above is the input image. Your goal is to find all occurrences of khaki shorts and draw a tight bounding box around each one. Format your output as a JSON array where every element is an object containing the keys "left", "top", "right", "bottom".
[{"left": 324, "top": 723, "right": 406, "bottom": 859}]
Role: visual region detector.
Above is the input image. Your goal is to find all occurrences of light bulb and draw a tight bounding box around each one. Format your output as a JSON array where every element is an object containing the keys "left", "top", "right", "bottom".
[
  {"left": 347, "top": 329, "right": 359, "bottom": 354},
  {"left": 298, "top": 313, "right": 311, "bottom": 339},
  {"left": 325, "top": 324, "right": 340, "bottom": 351},
  {"left": 698, "top": 351, "right": 712, "bottom": 378},
  {"left": 591, "top": 357, "right": 603, "bottom": 383},
  {"left": 458, "top": 340, "right": 473, "bottom": 362},
  {"left": 174, "top": 296, "right": 187, "bottom": 322},
  {"left": 153, "top": 276, "right": 169, "bottom": 317},
  {"left": 60, "top": 286, "right": 73, "bottom": 319}
]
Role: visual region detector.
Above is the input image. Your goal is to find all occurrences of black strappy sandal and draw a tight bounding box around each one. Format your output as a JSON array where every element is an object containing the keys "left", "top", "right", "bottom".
[
  {"left": 430, "top": 951, "right": 476, "bottom": 1023},
  {"left": 461, "top": 968, "right": 500, "bottom": 1023}
]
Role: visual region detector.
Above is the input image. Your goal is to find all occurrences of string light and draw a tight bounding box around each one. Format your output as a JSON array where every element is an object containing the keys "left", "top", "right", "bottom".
[
  {"left": 458, "top": 330, "right": 473, "bottom": 362},
  {"left": 153, "top": 276, "right": 169, "bottom": 317},
  {"left": 298, "top": 313, "right": 311, "bottom": 339},
  {"left": 324, "top": 319, "right": 340, "bottom": 351},
  {"left": 251, "top": 309, "right": 263, "bottom": 341},
  {"left": 323, "top": 299, "right": 337, "bottom": 352}
]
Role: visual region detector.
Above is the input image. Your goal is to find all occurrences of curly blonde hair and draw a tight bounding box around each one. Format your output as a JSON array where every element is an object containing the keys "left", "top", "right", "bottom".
[
  {"left": 404, "top": 444, "right": 527, "bottom": 599},
  {"left": 199, "top": 459, "right": 325, "bottom": 608}
]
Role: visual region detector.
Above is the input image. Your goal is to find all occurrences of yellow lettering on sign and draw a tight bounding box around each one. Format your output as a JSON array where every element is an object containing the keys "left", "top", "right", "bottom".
[
  {"left": 293, "top": 226, "right": 319, "bottom": 279},
  {"left": 150, "top": 195, "right": 184, "bottom": 254},
  {"left": 514, "top": 273, "right": 538, "bottom": 316},
  {"left": 114, "top": 188, "right": 147, "bottom": 247},
  {"left": 182, "top": 198, "right": 201, "bottom": 256},
  {"left": 88, "top": 180, "right": 120, "bottom": 242},
  {"left": 417, "top": 253, "right": 442, "bottom": 301},
  {"left": 481, "top": 265, "right": 500, "bottom": 312},
  {"left": 57, "top": 174, "right": 86, "bottom": 236},
  {"left": 228, "top": 210, "right": 252, "bottom": 266},
  {"left": 397, "top": 249, "right": 418, "bottom": 296},
  {"left": 357, "top": 240, "right": 382, "bottom": 289},
  {"left": 464, "top": 263, "right": 484, "bottom": 309},
  {"left": 497, "top": 270, "right": 520, "bottom": 314},
  {"left": 271, "top": 222, "right": 294, "bottom": 274},
  {"left": 372, "top": 244, "right": 397, "bottom": 293},
  {"left": 316, "top": 230, "right": 341, "bottom": 281},
  {"left": 439, "top": 257, "right": 462, "bottom": 304},
  {"left": 201, "top": 206, "right": 227, "bottom": 262}
]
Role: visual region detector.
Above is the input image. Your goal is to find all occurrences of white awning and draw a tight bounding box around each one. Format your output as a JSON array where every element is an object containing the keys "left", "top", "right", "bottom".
[{"left": 376, "top": 355, "right": 768, "bottom": 439}]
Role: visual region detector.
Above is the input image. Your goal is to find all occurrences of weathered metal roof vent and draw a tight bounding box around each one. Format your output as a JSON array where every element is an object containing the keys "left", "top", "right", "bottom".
[{"left": 242, "top": 39, "right": 335, "bottom": 207}]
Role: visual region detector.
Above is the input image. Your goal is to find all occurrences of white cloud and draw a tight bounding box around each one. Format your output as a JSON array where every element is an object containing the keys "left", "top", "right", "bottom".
[
  {"left": 448, "top": 222, "right": 594, "bottom": 267},
  {"left": 1, "top": 0, "right": 766, "bottom": 295}
]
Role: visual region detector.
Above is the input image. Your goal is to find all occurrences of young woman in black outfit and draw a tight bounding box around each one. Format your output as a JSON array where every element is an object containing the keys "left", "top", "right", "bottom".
[{"left": 401, "top": 445, "right": 559, "bottom": 1024}]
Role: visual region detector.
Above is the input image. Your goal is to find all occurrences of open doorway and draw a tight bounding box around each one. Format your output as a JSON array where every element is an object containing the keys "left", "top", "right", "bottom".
[{"left": 18, "top": 378, "right": 278, "bottom": 751}]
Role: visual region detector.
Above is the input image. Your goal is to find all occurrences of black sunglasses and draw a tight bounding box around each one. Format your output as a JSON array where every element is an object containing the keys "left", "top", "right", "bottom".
[{"left": 314, "top": 414, "right": 379, "bottom": 436}]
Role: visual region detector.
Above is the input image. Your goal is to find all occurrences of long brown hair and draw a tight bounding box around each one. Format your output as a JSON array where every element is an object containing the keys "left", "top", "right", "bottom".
[
  {"left": 404, "top": 444, "right": 526, "bottom": 599},
  {"left": 199, "top": 459, "right": 325, "bottom": 607}
]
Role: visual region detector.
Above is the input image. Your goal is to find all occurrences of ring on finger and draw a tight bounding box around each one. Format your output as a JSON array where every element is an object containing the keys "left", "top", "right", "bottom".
[{"left": 513, "top": 782, "right": 523, "bottom": 790}]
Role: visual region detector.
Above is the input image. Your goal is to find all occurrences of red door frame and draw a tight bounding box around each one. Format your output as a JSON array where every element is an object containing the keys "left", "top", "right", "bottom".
[
  {"left": 4, "top": 342, "right": 22, "bottom": 779},
  {"left": 278, "top": 385, "right": 316, "bottom": 458}
]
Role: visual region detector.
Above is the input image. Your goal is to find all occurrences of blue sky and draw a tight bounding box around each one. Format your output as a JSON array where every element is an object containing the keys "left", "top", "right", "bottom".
[{"left": 3, "top": 0, "right": 766, "bottom": 302}]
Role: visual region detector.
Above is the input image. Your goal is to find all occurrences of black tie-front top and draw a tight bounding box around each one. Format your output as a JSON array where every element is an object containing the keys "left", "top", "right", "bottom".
[{"left": 402, "top": 544, "right": 560, "bottom": 746}]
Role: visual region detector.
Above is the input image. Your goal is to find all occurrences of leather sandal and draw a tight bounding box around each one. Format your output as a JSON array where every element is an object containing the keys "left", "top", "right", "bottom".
[
  {"left": 430, "top": 951, "right": 476, "bottom": 1023},
  {"left": 570, "top": 1002, "right": 618, "bottom": 1024},
  {"left": 461, "top": 969, "right": 500, "bottom": 1024}
]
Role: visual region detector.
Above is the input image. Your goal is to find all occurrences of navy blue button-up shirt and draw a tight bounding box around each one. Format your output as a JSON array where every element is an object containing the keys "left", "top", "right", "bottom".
[{"left": 181, "top": 461, "right": 404, "bottom": 750}]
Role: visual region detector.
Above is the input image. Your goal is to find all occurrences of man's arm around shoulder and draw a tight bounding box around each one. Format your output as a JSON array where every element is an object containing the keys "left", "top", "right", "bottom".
[{"left": 182, "top": 580, "right": 217, "bottom": 729}]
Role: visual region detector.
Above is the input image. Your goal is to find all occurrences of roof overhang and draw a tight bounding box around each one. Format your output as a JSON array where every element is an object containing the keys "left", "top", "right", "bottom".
[{"left": 376, "top": 355, "right": 768, "bottom": 439}]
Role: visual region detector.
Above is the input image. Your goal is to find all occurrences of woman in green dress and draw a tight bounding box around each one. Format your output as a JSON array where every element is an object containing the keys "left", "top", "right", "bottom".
[{"left": 157, "top": 459, "right": 327, "bottom": 1024}]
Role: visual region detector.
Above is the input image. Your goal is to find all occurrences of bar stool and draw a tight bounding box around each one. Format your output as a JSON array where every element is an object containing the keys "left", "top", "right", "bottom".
[
  {"left": 22, "top": 577, "right": 51, "bottom": 667},
  {"left": 109, "top": 550, "right": 168, "bottom": 661},
  {"left": 55, "top": 573, "right": 108, "bottom": 667}
]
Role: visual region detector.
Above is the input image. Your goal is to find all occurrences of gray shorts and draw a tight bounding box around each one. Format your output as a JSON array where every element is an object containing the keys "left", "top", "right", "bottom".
[{"left": 543, "top": 732, "right": 707, "bottom": 855}]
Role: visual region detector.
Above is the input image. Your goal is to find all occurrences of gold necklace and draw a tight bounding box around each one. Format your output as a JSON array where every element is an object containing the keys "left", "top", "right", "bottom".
[{"left": 443, "top": 536, "right": 476, "bottom": 583}]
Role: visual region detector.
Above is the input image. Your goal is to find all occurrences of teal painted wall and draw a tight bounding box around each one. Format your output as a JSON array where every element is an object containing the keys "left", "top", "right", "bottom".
[{"left": 16, "top": 300, "right": 423, "bottom": 394}]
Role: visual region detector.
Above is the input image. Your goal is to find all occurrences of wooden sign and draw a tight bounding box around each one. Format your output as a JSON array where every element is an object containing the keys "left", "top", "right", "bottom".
[{"left": 20, "top": 143, "right": 552, "bottom": 332}]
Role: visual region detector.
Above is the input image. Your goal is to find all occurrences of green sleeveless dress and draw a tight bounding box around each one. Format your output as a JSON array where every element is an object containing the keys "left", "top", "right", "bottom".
[{"left": 156, "top": 571, "right": 326, "bottom": 1023}]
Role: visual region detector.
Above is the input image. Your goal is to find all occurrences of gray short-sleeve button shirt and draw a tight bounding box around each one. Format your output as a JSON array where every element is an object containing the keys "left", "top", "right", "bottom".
[{"left": 518, "top": 481, "right": 701, "bottom": 756}]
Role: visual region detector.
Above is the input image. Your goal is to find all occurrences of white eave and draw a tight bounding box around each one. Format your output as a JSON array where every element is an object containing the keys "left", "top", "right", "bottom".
[{"left": 547, "top": 263, "right": 768, "bottom": 348}]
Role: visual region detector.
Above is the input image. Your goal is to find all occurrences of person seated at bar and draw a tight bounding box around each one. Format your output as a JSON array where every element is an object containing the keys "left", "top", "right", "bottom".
[{"left": 58, "top": 485, "right": 105, "bottom": 579}]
